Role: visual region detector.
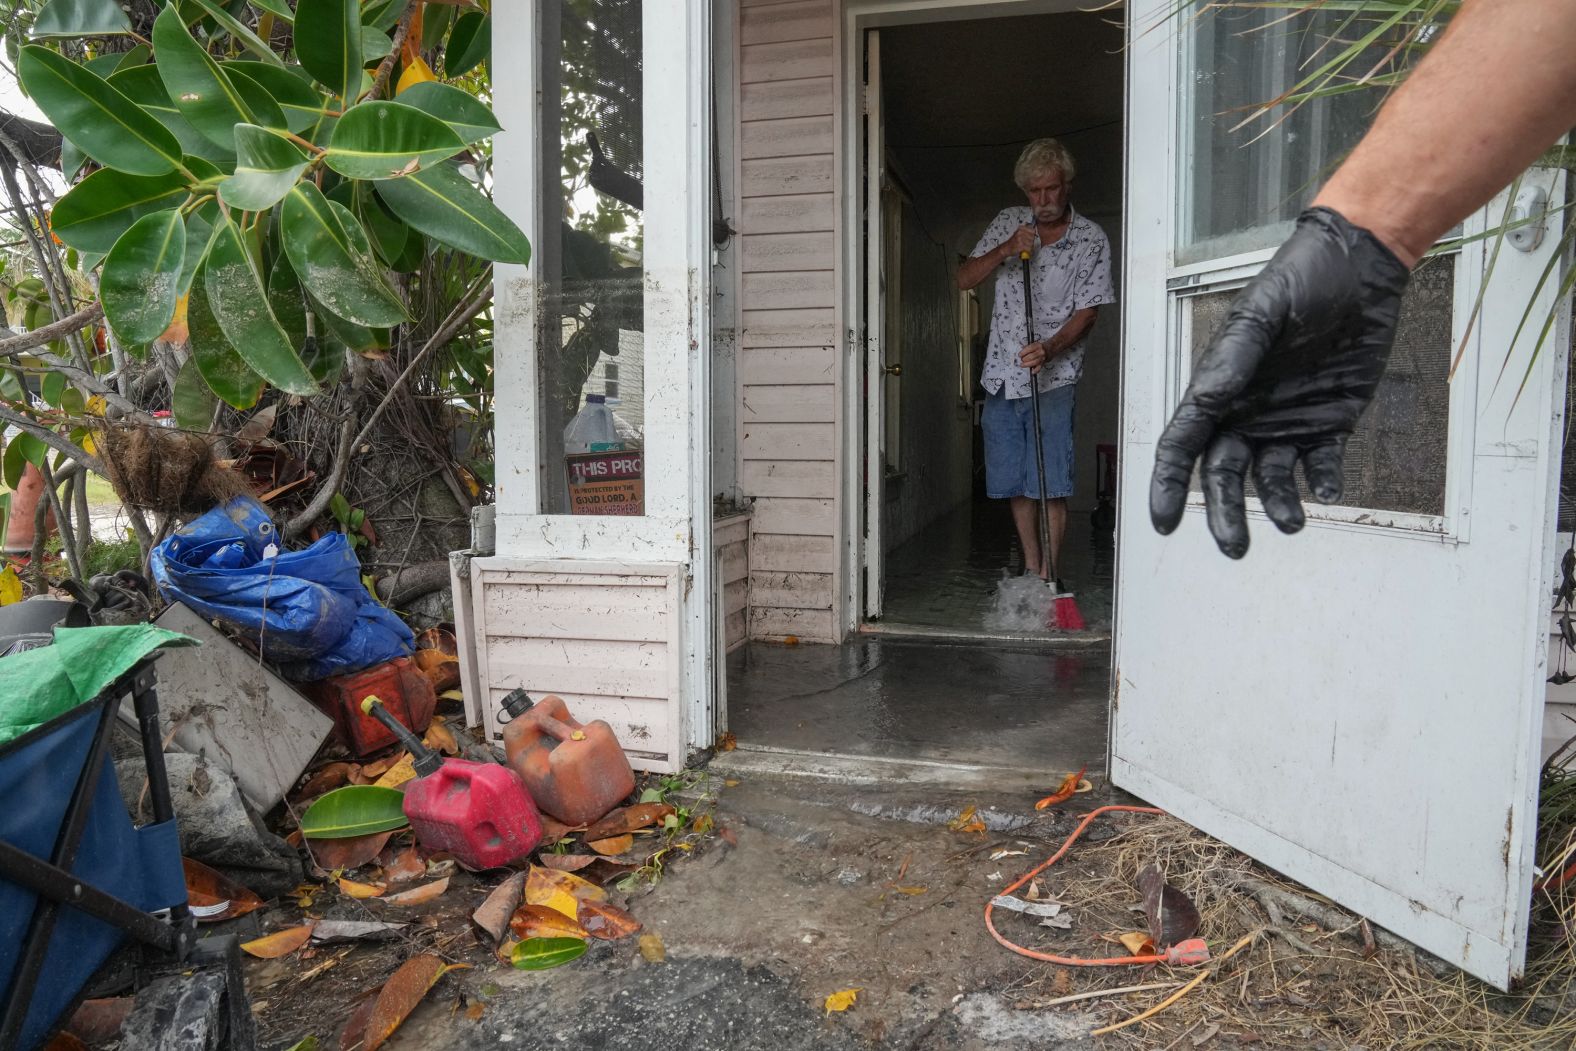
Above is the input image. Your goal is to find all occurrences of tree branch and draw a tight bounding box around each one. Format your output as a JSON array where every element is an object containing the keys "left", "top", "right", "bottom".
[
  {"left": 0, "top": 109, "right": 61, "bottom": 169},
  {"left": 0, "top": 302, "right": 103, "bottom": 354},
  {"left": 0, "top": 404, "right": 103, "bottom": 474},
  {"left": 367, "top": 4, "right": 420, "bottom": 102}
]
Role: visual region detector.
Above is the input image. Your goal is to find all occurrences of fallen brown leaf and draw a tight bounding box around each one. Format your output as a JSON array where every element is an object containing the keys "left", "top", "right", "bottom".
[
  {"left": 509, "top": 903, "right": 588, "bottom": 940},
  {"left": 383, "top": 847, "right": 426, "bottom": 884},
  {"left": 946, "top": 805, "right": 987, "bottom": 835},
  {"left": 583, "top": 804, "right": 675, "bottom": 843},
  {"left": 339, "top": 993, "right": 378, "bottom": 1051},
  {"left": 538, "top": 816, "right": 582, "bottom": 842},
  {"left": 297, "top": 762, "right": 354, "bottom": 800},
  {"left": 588, "top": 834, "right": 633, "bottom": 856},
  {"left": 718, "top": 826, "right": 738, "bottom": 847},
  {"left": 183, "top": 858, "right": 265, "bottom": 922},
  {"left": 309, "top": 830, "right": 394, "bottom": 873},
  {"left": 241, "top": 924, "right": 316, "bottom": 959},
  {"left": 1138, "top": 865, "right": 1201, "bottom": 949},
  {"left": 465, "top": 1000, "right": 485, "bottom": 1022},
  {"left": 577, "top": 899, "right": 641, "bottom": 940},
  {"left": 381, "top": 877, "right": 450, "bottom": 907},
  {"left": 66, "top": 998, "right": 134, "bottom": 1044},
  {"left": 311, "top": 920, "right": 407, "bottom": 944},
  {"left": 472, "top": 872, "right": 527, "bottom": 945},
  {"left": 1035, "top": 766, "right": 1088, "bottom": 811},
  {"left": 338, "top": 878, "right": 386, "bottom": 899},
  {"left": 359, "top": 754, "right": 402, "bottom": 780},
  {"left": 526, "top": 866, "right": 607, "bottom": 915},
  {"left": 638, "top": 932, "right": 665, "bottom": 962},
  {"left": 422, "top": 717, "right": 459, "bottom": 755},
  {"left": 361, "top": 954, "right": 468, "bottom": 1051},
  {"left": 43, "top": 1033, "right": 86, "bottom": 1051},
  {"left": 1118, "top": 931, "right": 1156, "bottom": 956},
  {"left": 537, "top": 853, "right": 599, "bottom": 873}
]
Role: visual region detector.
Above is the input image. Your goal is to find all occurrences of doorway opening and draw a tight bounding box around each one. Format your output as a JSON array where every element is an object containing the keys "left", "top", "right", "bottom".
[{"left": 862, "top": 10, "right": 1125, "bottom": 640}]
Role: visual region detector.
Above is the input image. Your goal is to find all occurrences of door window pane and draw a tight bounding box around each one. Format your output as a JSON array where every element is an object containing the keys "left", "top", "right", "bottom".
[
  {"left": 538, "top": 0, "right": 646, "bottom": 516},
  {"left": 1179, "top": 8, "right": 1443, "bottom": 264},
  {"left": 1186, "top": 255, "right": 1455, "bottom": 516}
]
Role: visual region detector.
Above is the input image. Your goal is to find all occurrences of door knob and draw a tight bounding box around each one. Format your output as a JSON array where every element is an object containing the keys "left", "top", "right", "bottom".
[{"left": 883, "top": 364, "right": 902, "bottom": 376}]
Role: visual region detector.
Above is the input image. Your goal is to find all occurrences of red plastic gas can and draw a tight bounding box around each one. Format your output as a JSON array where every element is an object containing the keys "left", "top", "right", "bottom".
[
  {"left": 362, "top": 697, "right": 542, "bottom": 869},
  {"left": 305, "top": 656, "right": 435, "bottom": 758},
  {"left": 501, "top": 691, "right": 635, "bottom": 827}
]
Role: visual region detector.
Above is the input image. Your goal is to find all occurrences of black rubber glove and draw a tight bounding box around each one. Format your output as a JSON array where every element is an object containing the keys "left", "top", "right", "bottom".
[{"left": 1149, "top": 207, "right": 1411, "bottom": 558}]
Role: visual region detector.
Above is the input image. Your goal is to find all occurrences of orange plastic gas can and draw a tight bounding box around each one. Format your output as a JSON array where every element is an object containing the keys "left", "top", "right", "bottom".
[
  {"left": 304, "top": 656, "right": 436, "bottom": 758},
  {"left": 500, "top": 690, "right": 635, "bottom": 827}
]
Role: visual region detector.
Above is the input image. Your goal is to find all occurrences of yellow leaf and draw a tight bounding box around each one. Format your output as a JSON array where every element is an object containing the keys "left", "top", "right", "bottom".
[
  {"left": 84, "top": 395, "right": 106, "bottom": 417},
  {"left": 80, "top": 432, "right": 97, "bottom": 456},
  {"left": 338, "top": 878, "right": 386, "bottom": 899},
  {"left": 395, "top": 56, "right": 438, "bottom": 95},
  {"left": 241, "top": 924, "right": 315, "bottom": 959},
  {"left": 638, "top": 932, "right": 666, "bottom": 963},
  {"left": 1118, "top": 931, "right": 1155, "bottom": 956},
  {"left": 373, "top": 752, "right": 417, "bottom": 788},
  {"left": 892, "top": 886, "right": 927, "bottom": 896},
  {"left": 824, "top": 988, "right": 860, "bottom": 1015},
  {"left": 159, "top": 294, "right": 188, "bottom": 343},
  {"left": 440, "top": 689, "right": 465, "bottom": 702},
  {"left": 0, "top": 566, "right": 21, "bottom": 606},
  {"left": 946, "top": 805, "right": 986, "bottom": 835}
]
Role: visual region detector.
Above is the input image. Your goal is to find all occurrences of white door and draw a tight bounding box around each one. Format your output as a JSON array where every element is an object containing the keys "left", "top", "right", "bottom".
[
  {"left": 1116, "top": 0, "right": 1568, "bottom": 989},
  {"left": 862, "top": 28, "right": 887, "bottom": 619}
]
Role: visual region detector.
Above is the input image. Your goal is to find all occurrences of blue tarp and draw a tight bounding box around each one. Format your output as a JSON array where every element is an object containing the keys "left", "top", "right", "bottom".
[{"left": 149, "top": 497, "right": 412, "bottom": 681}]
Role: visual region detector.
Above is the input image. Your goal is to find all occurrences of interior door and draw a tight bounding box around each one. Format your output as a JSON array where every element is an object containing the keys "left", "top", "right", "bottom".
[
  {"left": 862, "top": 28, "right": 887, "bottom": 619},
  {"left": 1116, "top": 0, "right": 1568, "bottom": 989}
]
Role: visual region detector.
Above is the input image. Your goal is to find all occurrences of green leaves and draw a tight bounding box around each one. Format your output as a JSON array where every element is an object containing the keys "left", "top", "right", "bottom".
[
  {"left": 172, "top": 354, "right": 218, "bottom": 431},
  {"left": 394, "top": 82, "right": 501, "bottom": 145},
  {"left": 2, "top": 433, "right": 47, "bottom": 491},
  {"left": 185, "top": 0, "right": 284, "bottom": 65},
  {"left": 153, "top": 6, "right": 275, "bottom": 149},
  {"left": 49, "top": 166, "right": 192, "bottom": 253},
  {"left": 300, "top": 785, "right": 410, "bottom": 839},
  {"left": 189, "top": 273, "right": 264, "bottom": 410},
  {"left": 445, "top": 11, "right": 490, "bottom": 78},
  {"left": 510, "top": 938, "right": 588, "bottom": 971},
  {"left": 102, "top": 209, "right": 185, "bottom": 345},
  {"left": 225, "top": 62, "right": 331, "bottom": 135},
  {"left": 377, "top": 163, "right": 530, "bottom": 264},
  {"left": 295, "top": 0, "right": 362, "bottom": 104},
  {"left": 31, "top": 0, "right": 130, "bottom": 37},
  {"left": 325, "top": 101, "right": 465, "bottom": 180},
  {"left": 18, "top": 45, "right": 182, "bottom": 176},
  {"left": 221, "top": 125, "right": 311, "bottom": 211},
  {"left": 204, "top": 219, "right": 320, "bottom": 396},
  {"left": 282, "top": 182, "right": 407, "bottom": 327}
]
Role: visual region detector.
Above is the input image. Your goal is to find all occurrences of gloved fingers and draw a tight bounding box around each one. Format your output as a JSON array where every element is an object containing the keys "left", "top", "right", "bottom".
[
  {"left": 1301, "top": 439, "right": 1347, "bottom": 505},
  {"left": 1150, "top": 400, "right": 1215, "bottom": 535},
  {"left": 1201, "top": 432, "right": 1254, "bottom": 559},
  {"left": 1253, "top": 443, "right": 1305, "bottom": 535}
]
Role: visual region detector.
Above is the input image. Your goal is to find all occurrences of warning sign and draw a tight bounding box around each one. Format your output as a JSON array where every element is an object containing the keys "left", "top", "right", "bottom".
[{"left": 566, "top": 450, "right": 644, "bottom": 516}]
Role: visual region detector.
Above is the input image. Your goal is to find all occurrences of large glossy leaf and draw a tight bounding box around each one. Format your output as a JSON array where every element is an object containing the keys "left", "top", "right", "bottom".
[
  {"left": 361, "top": 0, "right": 408, "bottom": 31},
  {"left": 393, "top": 82, "right": 500, "bottom": 145},
  {"left": 324, "top": 101, "right": 464, "bottom": 180},
  {"left": 185, "top": 0, "right": 283, "bottom": 65},
  {"left": 178, "top": 202, "right": 220, "bottom": 296},
  {"left": 153, "top": 6, "right": 268, "bottom": 149},
  {"left": 18, "top": 46, "right": 181, "bottom": 176},
  {"left": 294, "top": 0, "right": 361, "bottom": 103},
  {"left": 357, "top": 186, "right": 409, "bottom": 265},
  {"left": 224, "top": 62, "right": 328, "bottom": 135},
  {"left": 31, "top": 0, "right": 130, "bottom": 37},
  {"left": 228, "top": 68, "right": 290, "bottom": 132},
  {"left": 282, "top": 182, "right": 406, "bottom": 327},
  {"left": 189, "top": 274, "right": 264, "bottom": 410},
  {"left": 250, "top": 0, "right": 294, "bottom": 22},
  {"left": 49, "top": 167, "right": 191, "bottom": 253},
  {"left": 220, "top": 125, "right": 310, "bottom": 211},
  {"left": 109, "top": 64, "right": 235, "bottom": 166},
  {"left": 444, "top": 11, "right": 489, "bottom": 78},
  {"left": 204, "top": 219, "right": 320, "bottom": 396},
  {"left": 3, "top": 433, "right": 47, "bottom": 490},
  {"left": 171, "top": 354, "right": 217, "bottom": 430},
  {"left": 102, "top": 209, "right": 185, "bottom": 345},
  {"left": 300, "top": 785, "right": 409, "bottom": 839},
  {"left": 509, "top": 937, "right": 586, "bottom": 971},
  {"left": 361, "top": 26, "right": 393, "bottom": 63},
  {"left": 377, "top": 162, "right": 529, "bottom": 264},
  {"left": 311, "top": 292, "right": 389, "bottom": 355}
]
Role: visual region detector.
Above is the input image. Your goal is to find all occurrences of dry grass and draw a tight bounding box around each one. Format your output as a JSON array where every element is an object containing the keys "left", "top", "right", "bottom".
[{"left": 991, "top": 808, "right": 1576, "bottom": 1050}]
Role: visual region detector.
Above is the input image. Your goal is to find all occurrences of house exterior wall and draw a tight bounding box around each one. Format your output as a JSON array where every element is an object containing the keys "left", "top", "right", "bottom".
[{"left": 735, "top": 0, "right": 843, "bottom": 644}]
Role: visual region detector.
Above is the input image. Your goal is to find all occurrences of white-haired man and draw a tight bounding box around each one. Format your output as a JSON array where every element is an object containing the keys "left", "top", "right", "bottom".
[{"left": 957, "top": 138, "right": 1113, "bottom": 586}]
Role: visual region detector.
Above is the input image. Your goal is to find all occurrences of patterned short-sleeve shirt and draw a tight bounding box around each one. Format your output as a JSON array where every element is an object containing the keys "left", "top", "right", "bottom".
[{"left": 970, "top": 206, "right": 1114, "bottom": 398}]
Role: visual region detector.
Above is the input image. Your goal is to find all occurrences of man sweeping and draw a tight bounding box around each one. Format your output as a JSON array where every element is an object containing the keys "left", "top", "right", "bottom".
[{"left": 958, "top": 138, "right": 1113, "bottom": 593}]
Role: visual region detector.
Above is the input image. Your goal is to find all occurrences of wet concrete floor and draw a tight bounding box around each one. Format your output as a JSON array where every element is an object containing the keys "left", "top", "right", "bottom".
[
  {"left": 727, "top": 635, "right": 1109, "bottom": 780},
  {"left": 880, "top": 500, "right": 1114, "bottom": 636}
]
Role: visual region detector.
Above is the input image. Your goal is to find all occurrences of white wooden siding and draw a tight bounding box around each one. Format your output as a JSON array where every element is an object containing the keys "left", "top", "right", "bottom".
[
  {"left": 716, "top": 514, "right": 752, "bottom": 652},
  {"left": 737, "top": 0, "right": 840, "bottom": 643}
]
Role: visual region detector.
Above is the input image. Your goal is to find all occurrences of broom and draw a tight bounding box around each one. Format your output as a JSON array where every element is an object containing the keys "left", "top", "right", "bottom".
[{"left": 1021, "top": 252, "right": 1086, "bottom": 631}]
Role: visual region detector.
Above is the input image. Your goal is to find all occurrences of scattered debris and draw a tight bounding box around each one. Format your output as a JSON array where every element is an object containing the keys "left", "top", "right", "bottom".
[
  {"left": 472, "top": 872, "right": 528, "bottom": 945},
  {"left": 353, "top": 955, "right": 468, "bottom": 1051},
  {"left": 380, "top": 877, "right": 449, "bottom": 907},
  {"left": 638, "top": 932, "right": 666, "bottom": 963},
  {"left": 824, "top": 988, "right": 860, "bottom": 1015},
  {"left": 310, "top": 921, "right": 407, "bottom": 945},
  {"left": 1034, "top": 765, "right": 1089, "bottom": 811}
]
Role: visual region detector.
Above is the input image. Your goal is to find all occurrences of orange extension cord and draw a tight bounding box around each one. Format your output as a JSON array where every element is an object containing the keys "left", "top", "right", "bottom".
[{"left": 984, "top": 804, "right": 1210, "bottom": 968}]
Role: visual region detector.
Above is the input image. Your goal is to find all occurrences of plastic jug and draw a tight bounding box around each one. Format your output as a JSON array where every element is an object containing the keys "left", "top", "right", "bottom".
[
  {"left": 361, "top": 697, "right": 542, "bottom": 869},
  {"left": 501, "top": 690, "right": 635, "bottom": 827},
  {"left": 563, "top": 394, "right": 620, "bottom": 453}
]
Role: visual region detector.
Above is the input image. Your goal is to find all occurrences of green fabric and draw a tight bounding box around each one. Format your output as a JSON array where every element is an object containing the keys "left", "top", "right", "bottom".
[{"left": 0, "top": 625, "right": 197, "bottom": 746}]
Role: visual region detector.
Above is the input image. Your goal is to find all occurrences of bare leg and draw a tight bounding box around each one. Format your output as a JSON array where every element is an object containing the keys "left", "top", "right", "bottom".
[
  {"left": 1046, "top": 498, "right": 1068, "bottom": 584},
  {"left": 1010, "top": 496, "right": 1044, "bottom": 578}
]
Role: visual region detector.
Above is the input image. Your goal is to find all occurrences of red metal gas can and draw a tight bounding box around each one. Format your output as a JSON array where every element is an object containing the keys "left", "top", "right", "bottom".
[
  {"left": 305, "top": 656, "right": 435, "bottom": 758},
  {"left": 501, "top": 691, "right": 635, "bottom": 827},
  {"left": 363, "top": 698, "right": 542, "bottom": 869}
]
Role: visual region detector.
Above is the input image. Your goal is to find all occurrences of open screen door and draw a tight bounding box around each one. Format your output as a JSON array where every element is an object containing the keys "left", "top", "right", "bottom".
[{"left": 1116, "top": 1, "right": 1568, "bottom": 988}]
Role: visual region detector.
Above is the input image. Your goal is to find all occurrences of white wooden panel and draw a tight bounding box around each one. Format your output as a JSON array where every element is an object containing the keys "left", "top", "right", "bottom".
[
  {"left": 742, "top": 231, "right": 836, "bottom": 272},
  {"left": 749, "top": 495, "right": 836, "bottom": 536},
  {"left": 741, "top": 194, "right": 836, "bottom": 234},
  {"left": 750, "top": 605, "right": 836, "bottom": 642},
  {"left": 742, "top": 458, "right": 837, "bottom": 498},
  {"left": 749, "top": 570, "right": 835, "bottom": 609},
  {"left": 741, "top": 115, "right": 835, "bottom": 159},
  {"left": 741, "top": 308, "right": 836, "bottom": 347},
  {"left": 738, "top": 345, "right": 838, "bottom": 384},
  {"left": 739, "top": 0, "right": 832, "bottom": 45},
  {"left": 740, "top": 422, "right": 835, "bottom": 461},
  {"left": 750, "top": 532, "right": 836, "bottom": 573},
  {"left": 739, "top": 40, "right": 834, "bottom": 83},
  {"left": 741, "top": 156, "right": 835, "bottom": 197},
  {"left": 741, "top": 77, "right": 834, "bottom": 121},
  {"left": 473, "top": 560, "right": 685, "bottom": 772},
  {"left": 741, "top": 271, "right": 835, "bottom": 310},
  {"left": 741, "top": 383, "right": 836, "bottom": 423}
]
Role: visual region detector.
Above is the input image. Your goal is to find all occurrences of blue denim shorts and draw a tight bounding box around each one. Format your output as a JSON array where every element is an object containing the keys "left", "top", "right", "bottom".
[{"left": 982, "top": 385, "right": 1076, "bottom": 500}]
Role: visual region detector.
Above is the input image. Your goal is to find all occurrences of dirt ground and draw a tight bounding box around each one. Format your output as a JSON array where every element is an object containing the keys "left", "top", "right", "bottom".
[{"left": 229, "top": 771, "right": 1575, "bottom": 1051}]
